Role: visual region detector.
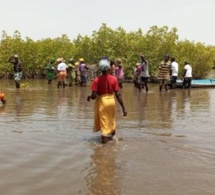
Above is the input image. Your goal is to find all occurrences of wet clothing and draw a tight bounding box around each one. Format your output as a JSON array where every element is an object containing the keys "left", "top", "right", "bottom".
[{"left": 91, "top": 74, "right": 119, "bottom": 136}]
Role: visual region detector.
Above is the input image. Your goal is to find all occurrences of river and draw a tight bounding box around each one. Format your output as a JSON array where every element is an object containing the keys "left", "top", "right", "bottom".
[{"left": 1, "top": 79, "right": 215, "bottom": 195}]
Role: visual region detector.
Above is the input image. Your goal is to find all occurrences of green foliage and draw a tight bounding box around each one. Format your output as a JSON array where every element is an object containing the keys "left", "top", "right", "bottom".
[{"left": 0, "top": 24, "right": 215, "bottom": 79}]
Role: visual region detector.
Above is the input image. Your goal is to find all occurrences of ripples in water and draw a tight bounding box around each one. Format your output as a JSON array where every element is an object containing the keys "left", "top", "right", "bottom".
[{"left": 1, "top": 80, "right": 215, "bottom": 194}]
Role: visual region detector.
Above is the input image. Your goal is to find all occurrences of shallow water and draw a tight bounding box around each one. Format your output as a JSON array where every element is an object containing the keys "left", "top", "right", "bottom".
[{"left": 1, "top": 79, "right": 215, "bottom": 195}]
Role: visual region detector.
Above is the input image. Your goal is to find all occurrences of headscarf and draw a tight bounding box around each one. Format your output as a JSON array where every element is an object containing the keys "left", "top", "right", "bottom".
[
  {"left": 56, "top": 58, "right": 63, "bottom": 63},
  {"left": 99, "top": 59, "right": 110, "bottom": 72}
]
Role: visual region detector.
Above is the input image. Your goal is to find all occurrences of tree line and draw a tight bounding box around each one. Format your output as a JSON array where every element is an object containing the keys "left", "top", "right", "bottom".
[{"left": 0, "top": 23, "right": 215, "bottom": 80}]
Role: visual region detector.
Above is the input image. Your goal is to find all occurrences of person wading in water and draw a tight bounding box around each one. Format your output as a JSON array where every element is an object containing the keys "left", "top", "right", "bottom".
[
  {"left": 8, "top": 54, "right": 23, "bottom": 89},
  {"left": 87, "top": 58, "right": 127, "bottom": 144}
]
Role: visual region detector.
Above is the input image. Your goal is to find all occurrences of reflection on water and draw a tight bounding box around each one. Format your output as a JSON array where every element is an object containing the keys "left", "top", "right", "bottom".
[
  {"left": 86, "top": 143, "right": 121, "bottom": 195},
  {"left": 1, "top": 79, "right": 215, "bottom": 194}
]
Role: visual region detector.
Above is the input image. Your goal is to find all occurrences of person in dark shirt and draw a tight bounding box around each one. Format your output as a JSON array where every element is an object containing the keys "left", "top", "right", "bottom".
[{"left": 8, "top": 54, "right": 23, "bottom": 88}]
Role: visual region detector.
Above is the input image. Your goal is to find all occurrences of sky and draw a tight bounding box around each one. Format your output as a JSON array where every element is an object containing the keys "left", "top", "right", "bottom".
[{"left": 0, "top": 0, "right": 215, "bottom": 45}]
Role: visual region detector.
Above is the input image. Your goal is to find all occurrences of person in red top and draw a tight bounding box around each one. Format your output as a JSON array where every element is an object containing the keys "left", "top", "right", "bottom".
[{"left": 87, "top": 58, "right": 127, "bottom": 144}]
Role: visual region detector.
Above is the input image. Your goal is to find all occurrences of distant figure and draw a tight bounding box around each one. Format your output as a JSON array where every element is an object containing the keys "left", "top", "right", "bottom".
[
  {"left": 67, "top": 58, "right": 76, "bottom": 86},
  {"left": 157, "top": 54, "right": 172, "bottom": 92},
  {"left": 56, "top": 58, "right": 68, "bottom": 88},
  {"left": 140, "top": 54, "right": 150, "bottom": 92},
  {"left": 0, "top": 92, "right": 6, "bottom": 104},
  {"left": 74, "top": 61, "right": 80, "bottom": 85},
  {"left": 109, "top": 60, "right": 115, "bottom": 76},
  {"left": 134, "top": 62, "right": 142, "bottom": 91},
  {"left": 183, "top": 61, "right": 192, "bottom": 88},
  {"left": 46, "top": 58, "right": 56, "bottom": 84},
  {"left": 8, "top": 54, "right": 23, "bottom": 88},
  {"left": 78, "top": 58, "right": 89, "bottom": 87},
  {"left": 115, "top": 59, "right": 124, "bottom": 89},
  {"left": 87, "top": 58, "right": 127, "bottom": 144},
  {"left": 169, "top": 57, "right": 178, "bottom": 89}
]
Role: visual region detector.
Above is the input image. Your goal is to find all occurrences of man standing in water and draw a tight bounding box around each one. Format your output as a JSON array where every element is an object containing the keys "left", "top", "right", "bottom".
[
  {"left": 183, "top": 61, "right": 192, "bottom": 88},
  {"left": 87, "top": 58, "right": 127, "bottom": 144},
  {"left": 140, "top": 54, "right": 150, "bottom": 92},
  {"left": 8, "top": 54, "right": 23, "bottom": 88},
  {"left": 157, "top": 54, "right": 172, "bottom": 92},
  {"left": 169, "top": 57, "right": 178, "bottom": 89}
]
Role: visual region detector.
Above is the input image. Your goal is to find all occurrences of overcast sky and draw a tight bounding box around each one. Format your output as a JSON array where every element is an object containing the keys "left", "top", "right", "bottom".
[{"left": 0, "top": 0, "right": 214, "bottom": 45}]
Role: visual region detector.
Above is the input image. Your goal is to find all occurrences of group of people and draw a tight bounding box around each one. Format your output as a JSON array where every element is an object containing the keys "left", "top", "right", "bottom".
[
  {"left": 134, "top": 54, "right": 193, "bottom": 92},
  {"left": 5, "top": 54, "right": 127, "bottom": 91},
  {"left": 158, "top": 54, "right": 192, "bottom": 91},
  {"left": 45, "top": 57, "right": 89, "bottom": 88},
  {"left": 1, "top": 53, "right": 193, "bottom": 144}
]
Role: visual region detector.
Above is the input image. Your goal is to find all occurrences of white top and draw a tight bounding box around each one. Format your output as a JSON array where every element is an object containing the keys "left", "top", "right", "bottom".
[
  {"left": 140, "top": 60, "right": 150, "bottom": 77},
  {"left": 171, "top": 61, "right": 178, "bottom": 76},
  {"left": 57, "top": 62, "right": 68, "bottom": 71},
  {"left": 184, "top": 64, "right": 192, "bottom": 77}
]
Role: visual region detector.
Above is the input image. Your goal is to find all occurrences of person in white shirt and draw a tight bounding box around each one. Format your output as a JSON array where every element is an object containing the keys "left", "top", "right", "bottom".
[
  {"left": 57, "top": 58, "right": 68, "bottom": 88},
  {"left": 140, "top": 54, "right": 150, "bottom": 92},
  {"left": 183, "top": 61, "right": 192, "bottom": 88},
  {"left": 170, "top": 57, "right": 178, "bottom": 89}
]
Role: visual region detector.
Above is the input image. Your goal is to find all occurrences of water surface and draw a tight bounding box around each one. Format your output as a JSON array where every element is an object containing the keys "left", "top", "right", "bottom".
[{"left": 1, "top": 79, "right": 215, "bottom": 195}]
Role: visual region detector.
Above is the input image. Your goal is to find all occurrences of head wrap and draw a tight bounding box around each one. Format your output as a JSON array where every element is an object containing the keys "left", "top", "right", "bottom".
[
  {"left": 56, "top": 58, "right": 63, "bottom": 63},
  {"left": 50, "top": 58, "right": 55, "bottom": 63},
  {"left": 79, "top": 58, "right": 84, "bottom": 62},
  {"left": 75, "top": 62, "right": 79, "bottom": 67},
  {"left": 99, "top": 59, "right": 110, "bottom": 72}
]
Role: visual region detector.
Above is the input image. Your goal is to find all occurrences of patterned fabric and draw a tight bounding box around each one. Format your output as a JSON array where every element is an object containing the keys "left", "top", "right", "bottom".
[
  {"left": 14, "top": 72, "right": 23, "bottom": 81},
  {"left": 157, "top": 60, "right": 172, "bottom": 80}
]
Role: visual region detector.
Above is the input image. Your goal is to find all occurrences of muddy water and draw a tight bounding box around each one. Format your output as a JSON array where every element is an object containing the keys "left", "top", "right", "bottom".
[{"left": 1, "top": 79, "right": 215, "bottom": 195}]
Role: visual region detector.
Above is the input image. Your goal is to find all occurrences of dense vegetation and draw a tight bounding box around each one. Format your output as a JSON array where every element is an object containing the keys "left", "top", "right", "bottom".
[{"left": 0, "top": 23, "right": 215, "bottom": 80}]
